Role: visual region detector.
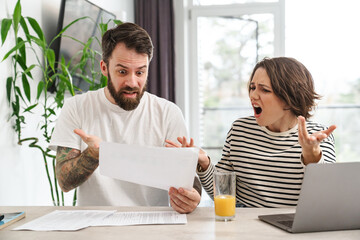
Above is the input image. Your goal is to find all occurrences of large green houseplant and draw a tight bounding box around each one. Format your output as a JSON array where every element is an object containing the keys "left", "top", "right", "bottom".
[{"left": 1, "top": 0, "right": 121, "bottom": 206}]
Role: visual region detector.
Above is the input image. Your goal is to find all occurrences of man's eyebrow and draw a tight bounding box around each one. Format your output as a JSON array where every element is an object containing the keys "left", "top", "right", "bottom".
[
  {"left": 115, "top": 63, "right": 128, "bottom": 68},
  {"left": 115, "top": 64, "right": 147, "bottom": 69},
  {"left": 137, "top": 65, "right": 147, "bottom": 69}
]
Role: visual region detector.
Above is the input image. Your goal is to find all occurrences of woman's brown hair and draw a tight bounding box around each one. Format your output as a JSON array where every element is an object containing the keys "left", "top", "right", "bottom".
[{"left": 248, "top": 57, "right": 321, "bottom": 120}]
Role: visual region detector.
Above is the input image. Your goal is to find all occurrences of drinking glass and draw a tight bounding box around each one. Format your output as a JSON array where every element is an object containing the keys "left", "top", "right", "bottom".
[{"left": 213, "top": 170, "right": 236, "bottom": 221}]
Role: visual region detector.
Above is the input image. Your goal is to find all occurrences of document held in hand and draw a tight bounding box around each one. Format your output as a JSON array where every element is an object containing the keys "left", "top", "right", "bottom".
[{"left": 99, "top": 142, "right": 199, "bottom": 191}]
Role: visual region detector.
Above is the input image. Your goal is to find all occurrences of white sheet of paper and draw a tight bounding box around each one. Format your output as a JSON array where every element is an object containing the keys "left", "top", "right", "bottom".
[
  {"left": 99, "top": 142, "right": 199, "bottom": 191},
  {"left": 92, "top": 211, "right": 187, "bottom": 226},
  {"left": 13, "top": 210, "right": 116, "bottom": 231}
]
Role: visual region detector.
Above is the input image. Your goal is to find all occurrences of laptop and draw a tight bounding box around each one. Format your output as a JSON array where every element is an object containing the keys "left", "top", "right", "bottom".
[{"left": 258, "top": 162, "right": 360, "bottom": 233}]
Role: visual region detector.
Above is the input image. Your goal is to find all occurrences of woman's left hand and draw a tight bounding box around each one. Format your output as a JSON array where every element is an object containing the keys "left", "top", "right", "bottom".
[{"left": 298, "top": 116, "right": 336, "bottom": 165}]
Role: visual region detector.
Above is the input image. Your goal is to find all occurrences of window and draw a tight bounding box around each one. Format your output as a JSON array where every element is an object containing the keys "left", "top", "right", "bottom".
[
  {"left": 285, "top": 0, "right": 360, "bottom": 162},
  {"left": 193, "top": 0, "right": 279, "bottom": 5},
  {"left": 186, "top": 0, "right": 284, "bottom": 161},
  {"left": 176, "top": 0, "right": 360, "bottom": 165},
  {"left": 173, "top": 0, "right": 285, "bottom": 206}
]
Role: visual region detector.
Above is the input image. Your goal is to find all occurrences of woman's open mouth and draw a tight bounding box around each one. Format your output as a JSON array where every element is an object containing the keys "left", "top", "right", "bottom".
[{"left": 253, "top": 105, "right": 262, "bottom": 117}]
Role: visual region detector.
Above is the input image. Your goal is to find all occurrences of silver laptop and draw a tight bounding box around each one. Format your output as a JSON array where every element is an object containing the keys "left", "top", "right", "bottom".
[{"left": 258, "top": 162, "right": 360, "bottom": 233}]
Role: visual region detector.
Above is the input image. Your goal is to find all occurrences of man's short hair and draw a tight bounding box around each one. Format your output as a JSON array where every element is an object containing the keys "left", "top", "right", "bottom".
[{"left": 102, "top": 22, "right": 153, "bottom": 65}]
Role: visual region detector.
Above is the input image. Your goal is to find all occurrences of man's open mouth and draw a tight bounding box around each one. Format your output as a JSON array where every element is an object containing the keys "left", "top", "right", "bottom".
[
  {"left": 122, "top": 90, "right": 138, "bottom": 94},
  {"left": 121, "top": 90, "right": 139, "bottom": 98}
]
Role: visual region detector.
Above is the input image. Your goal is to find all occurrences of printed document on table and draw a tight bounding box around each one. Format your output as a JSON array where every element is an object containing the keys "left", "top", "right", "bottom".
[
  {"left": 99, "top": 142, "right": 199, "bottom": 191},
  {"left": 13, "top": 210, "right": 115, "bottom": 231},
  {"left": 92, "top": 211, "right": 187, "bottom": 226}
]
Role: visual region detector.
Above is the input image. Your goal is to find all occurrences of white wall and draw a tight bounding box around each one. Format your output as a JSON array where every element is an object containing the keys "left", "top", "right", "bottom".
[{"left": 0, "top": 0, "right": 134, "bottom": 206}]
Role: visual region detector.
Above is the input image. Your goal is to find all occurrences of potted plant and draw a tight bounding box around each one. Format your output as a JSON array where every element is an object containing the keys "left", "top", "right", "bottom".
[{"left": 1, "top": 0, "right": 121, "bottom": 206}]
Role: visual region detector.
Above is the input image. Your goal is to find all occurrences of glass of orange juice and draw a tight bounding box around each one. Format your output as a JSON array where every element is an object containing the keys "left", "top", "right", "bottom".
[{"left": 214, "top": 170, "right": 236, "bottom": 221}]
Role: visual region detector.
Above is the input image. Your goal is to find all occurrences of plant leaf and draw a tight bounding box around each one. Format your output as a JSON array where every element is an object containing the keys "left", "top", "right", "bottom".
[
  {"left": 75, "top": 73, "right": 92, "bottom": 84},
  {"left": 99, "top": 23, "right": 107, "bottom": 36},
  {"left": 14, "top": 54, "right": 26, "bottom": 69},
  {"left": 57, "top": 16, "right": 88, "bottom": 37},
  {"left": 54, "top": 80, "right": 65, "bottom": 108},
  {"left": 15, "top": 86, "right": 25, "bottom": 103},
  {"left": 84, "top": 36, "right": 94, "bottom": 48},
  {"left": 1, "top": 40, "right": 25, "bottom": 61},
  {"left": 60, "top": 34, "right": 86, "bottom": 46},
  {"left": 24, "top": 103, "right": 38, "bottom": 112},
  {"left": 17, "top": 37, "right": 26, "bottom": 62},
  {"left": 24, "top": 64, "right": 36, "bottom": 77},
  {"left": 36, "top": 81, "right": 44, "bottom": 100},
  {"left": 100, "top": 74, "right": 108, "bottom": 87},
  {"left": 14, "top": 55, "right": 33, "bottom": 78},
  {"left": 48, "top": 16, "right": 88, "bottom": 47},
  {"left": 28, "top": 35, "right": 45, "bottom": 49},
  {"left": 12, "top": 100, "right": 19, "bottom": 114},
  {"left": 113, "top": 19, "right": 123, "bottom": 25},
  {"left": 26, "top": 17, "right": 45, "bottom": 41},
  {"left": 46, "top": 48, "right": 55, "bottom": 71},
  {"left": 48, "top": 108, "right": 56, "bottom": 116},
  {"left": 13, "top": 0, "right": 21, "bottom": 33},
  {"left": 1, "top": 18, "right": 12, "bottom": 45},
  {"left": 58, "top": 75, "right": 75, "bottom": 96},
  {"left": 79, "top": 52, "right": 88, "bottom": 69},
  {"left": 19, "top": 16, "right": 31, "bottom": 42},
  {"left": 6, "top": 77, "right": 13, "bottom": 103},
  {"left": 22, "top": 73, "right": 31, "bottom": 102}
]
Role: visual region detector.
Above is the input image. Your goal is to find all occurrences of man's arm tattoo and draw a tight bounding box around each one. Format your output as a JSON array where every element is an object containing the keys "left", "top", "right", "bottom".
[{"left": 55, "top": 146, "right": 99, "bottom": 192}]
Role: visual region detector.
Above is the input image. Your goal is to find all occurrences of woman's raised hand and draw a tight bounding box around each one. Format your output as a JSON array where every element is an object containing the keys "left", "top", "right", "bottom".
[
  {"left": 165, "top": 136, "right": 194, "bottom": 148},
  {"left": 165, "top": 137, "right": 210, "bottom": 171},
  {"left": 298, "top": 116, "right": 336, "bottom": 165}
]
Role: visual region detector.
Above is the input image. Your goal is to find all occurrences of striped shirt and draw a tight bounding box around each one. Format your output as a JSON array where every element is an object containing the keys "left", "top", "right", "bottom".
[{"left": 197, "top": 116, "right": 336, "bottom": 208}]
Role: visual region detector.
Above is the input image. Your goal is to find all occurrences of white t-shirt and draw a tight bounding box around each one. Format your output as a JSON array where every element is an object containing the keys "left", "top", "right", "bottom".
[{"left": 49, "top": 88, "right": 188, "bottom": 206}]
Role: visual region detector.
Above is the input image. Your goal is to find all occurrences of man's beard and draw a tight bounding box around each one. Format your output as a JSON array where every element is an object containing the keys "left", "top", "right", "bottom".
[{"left": 107, "top": 73, "right": 146, "bottom": 111}]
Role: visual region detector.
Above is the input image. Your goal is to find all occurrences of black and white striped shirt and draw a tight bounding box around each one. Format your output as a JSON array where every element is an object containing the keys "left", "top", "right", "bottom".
[{"left": 197, "top": 116, "right": 336, "bottom": 208}]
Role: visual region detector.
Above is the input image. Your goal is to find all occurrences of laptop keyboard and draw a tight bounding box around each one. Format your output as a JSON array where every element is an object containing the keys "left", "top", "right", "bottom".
[{"left": 278, "top": 220, "right": 294, "bottom": 228}]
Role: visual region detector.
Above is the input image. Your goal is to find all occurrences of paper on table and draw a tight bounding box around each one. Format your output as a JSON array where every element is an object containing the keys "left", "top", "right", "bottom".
[
  {"left": 92, "top": 211, "right": 187, "bottom": 226},
  {"left": 99, "top": 142, "right": 199, "bottom": 191},
  {"left": 13, "top": 210, "right": 115, "bottom": 231}
]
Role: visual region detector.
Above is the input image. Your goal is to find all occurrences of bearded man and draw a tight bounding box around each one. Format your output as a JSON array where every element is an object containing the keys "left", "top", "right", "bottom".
[{"left": 49, "top": 23, "right": 201, "bottom": 214}]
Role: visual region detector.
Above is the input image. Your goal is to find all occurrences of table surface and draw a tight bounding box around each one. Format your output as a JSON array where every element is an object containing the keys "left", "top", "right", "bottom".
[{"left": 0, "top": 206, "right": 359, "bottom": 240}]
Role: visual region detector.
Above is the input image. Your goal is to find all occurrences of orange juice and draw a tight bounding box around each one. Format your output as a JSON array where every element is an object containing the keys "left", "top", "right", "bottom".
[{"left": 214, "top": 195, "right": 236, "bottom": 217}]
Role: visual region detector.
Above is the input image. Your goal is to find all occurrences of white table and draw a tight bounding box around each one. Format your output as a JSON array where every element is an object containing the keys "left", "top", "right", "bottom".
[{"left": 0, "top": 206, "right": 359, "bottom": 240}]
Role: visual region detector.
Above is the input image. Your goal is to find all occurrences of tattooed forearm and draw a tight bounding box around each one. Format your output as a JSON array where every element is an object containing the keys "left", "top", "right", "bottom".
[{"left": 55, "top": 146, "right": 99, "bottom": 192}]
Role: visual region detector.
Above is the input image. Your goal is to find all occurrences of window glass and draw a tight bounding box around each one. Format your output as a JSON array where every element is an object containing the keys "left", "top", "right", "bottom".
[
  {"left": 193, "top": 0, "right": 278, "bottom": 5},
  {"left": 197, "top": 14, "right": 275, "bottom": 160},
  {"left": 285, "top": 0, "right": 360, "bottom": 162}
]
